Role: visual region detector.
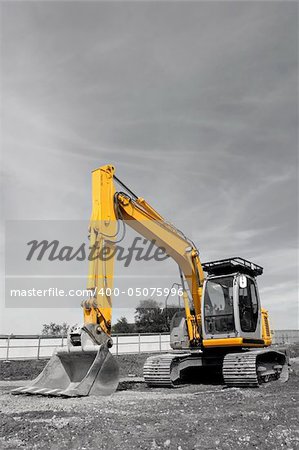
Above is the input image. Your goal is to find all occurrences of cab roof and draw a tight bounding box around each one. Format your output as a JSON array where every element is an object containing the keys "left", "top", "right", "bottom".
[{"left": 202, "top": 257, "right": 263, "bottom": 277}]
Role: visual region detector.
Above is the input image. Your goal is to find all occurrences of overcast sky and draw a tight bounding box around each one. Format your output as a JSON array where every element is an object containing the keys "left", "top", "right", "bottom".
[{"left": 0, "top": 1, "right": 298, "bottom": 333}]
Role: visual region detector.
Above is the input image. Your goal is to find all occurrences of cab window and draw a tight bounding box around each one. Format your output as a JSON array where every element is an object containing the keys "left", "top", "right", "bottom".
[
  {"left": 204, "top": 277, "right": 234, "bottom": 334},
  {"left": 239, "top": 278, "right": 259, "bottom": 332}
]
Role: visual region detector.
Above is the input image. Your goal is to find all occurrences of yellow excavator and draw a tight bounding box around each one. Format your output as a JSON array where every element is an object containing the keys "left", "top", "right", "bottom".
[{"left": 13, "top": 164, "right": 288, "bottom": 397}]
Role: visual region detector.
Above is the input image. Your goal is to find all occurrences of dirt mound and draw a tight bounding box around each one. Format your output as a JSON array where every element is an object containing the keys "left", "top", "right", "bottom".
[{"left": 0, "top": 360, "right": 47, "bottom": 381}]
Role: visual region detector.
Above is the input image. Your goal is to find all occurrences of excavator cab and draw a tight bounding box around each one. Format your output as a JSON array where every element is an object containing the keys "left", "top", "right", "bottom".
[
  {"left": 201, "top": 257, "right": 269, "bottom": 348},
  {"left": 170, "top": 258, "right": 268, "bottom": 350}
]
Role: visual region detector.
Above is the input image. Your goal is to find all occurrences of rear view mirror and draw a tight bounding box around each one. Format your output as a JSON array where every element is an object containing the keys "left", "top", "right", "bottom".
[{"left": 239, "top": 275, "right": 247, "bottom": 288}]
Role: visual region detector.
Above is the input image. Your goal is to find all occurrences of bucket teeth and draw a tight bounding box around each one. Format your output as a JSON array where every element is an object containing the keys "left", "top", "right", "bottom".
[
  {"left": 11, "top": 386, "right": 26, "bottom": 394},
  {"left": 12, "top": 386, "right": 67, "bottom": 396},
  {"left": 41, "top": 388, "right": 62, "bottom": 395},
  {"left": 32, "top": 388, "right": 49, "bottom": 394}
]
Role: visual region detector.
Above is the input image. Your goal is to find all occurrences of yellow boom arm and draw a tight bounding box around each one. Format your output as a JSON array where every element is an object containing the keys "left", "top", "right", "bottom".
[{"left": 83, "top": 165, "right": 205, "bottom": 345}]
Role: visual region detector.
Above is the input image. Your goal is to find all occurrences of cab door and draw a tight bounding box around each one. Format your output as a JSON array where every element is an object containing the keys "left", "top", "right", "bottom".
[
  {"left": 235, "top": 275, "right": 262, "bottom": 340},
  {"left": 202, "top": 274, "right": 237, "bottom": 341}
]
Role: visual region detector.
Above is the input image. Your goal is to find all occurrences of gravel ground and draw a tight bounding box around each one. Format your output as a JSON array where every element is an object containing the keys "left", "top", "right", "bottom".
[{"left": 0, "top": 350, "right": 298, "bottom": 450}]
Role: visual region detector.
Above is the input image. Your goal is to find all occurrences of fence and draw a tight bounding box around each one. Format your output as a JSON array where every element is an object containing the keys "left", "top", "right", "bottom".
[
  {"left": 0, "top": 330, "right": 298, "bottom": 361},
  {"left": 0, "top": 333, "right": 171, "bottom": 360},
  {"left": 272, "top": 329, "right": 299, "bottom": 345}
]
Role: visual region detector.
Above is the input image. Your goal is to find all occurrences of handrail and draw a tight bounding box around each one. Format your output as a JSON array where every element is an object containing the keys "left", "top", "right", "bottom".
[{"left": 0, "top": 332, "right": 171, "bottom": 339}]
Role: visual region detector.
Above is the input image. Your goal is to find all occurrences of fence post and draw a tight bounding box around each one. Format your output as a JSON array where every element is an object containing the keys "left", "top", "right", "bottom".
[
  {"left": 37, "top": 336, "right": 41, "bottom": 360},
  {"left": 115, "top": 335, "right": 119, "bottom": 356},
  {"left": 6, "top": 336, "right": 10, "bottom": 361},
  {"left": 138, "top": 334, "right": 141, "bottom": 354},
  {"left": 159, "top": 333, "right": 162, "bottom": 352}
]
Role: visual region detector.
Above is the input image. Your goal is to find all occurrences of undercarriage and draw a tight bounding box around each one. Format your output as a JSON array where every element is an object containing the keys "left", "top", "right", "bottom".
[{"left": 143, "top": 348, "right": 289, "bottom": 388}]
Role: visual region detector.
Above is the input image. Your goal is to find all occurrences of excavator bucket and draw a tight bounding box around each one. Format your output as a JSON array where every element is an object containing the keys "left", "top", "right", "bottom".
[{"left": 12, "top": 342, "right": 119, "bottom": 397}]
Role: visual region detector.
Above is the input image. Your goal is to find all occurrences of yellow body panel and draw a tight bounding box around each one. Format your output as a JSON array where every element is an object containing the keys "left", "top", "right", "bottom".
[
  {"left": 203, "top": 338, "right": 267, "bottom": 348},
  {"left": 261, "top": 308, "right": 272, "bottom": 346}
]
